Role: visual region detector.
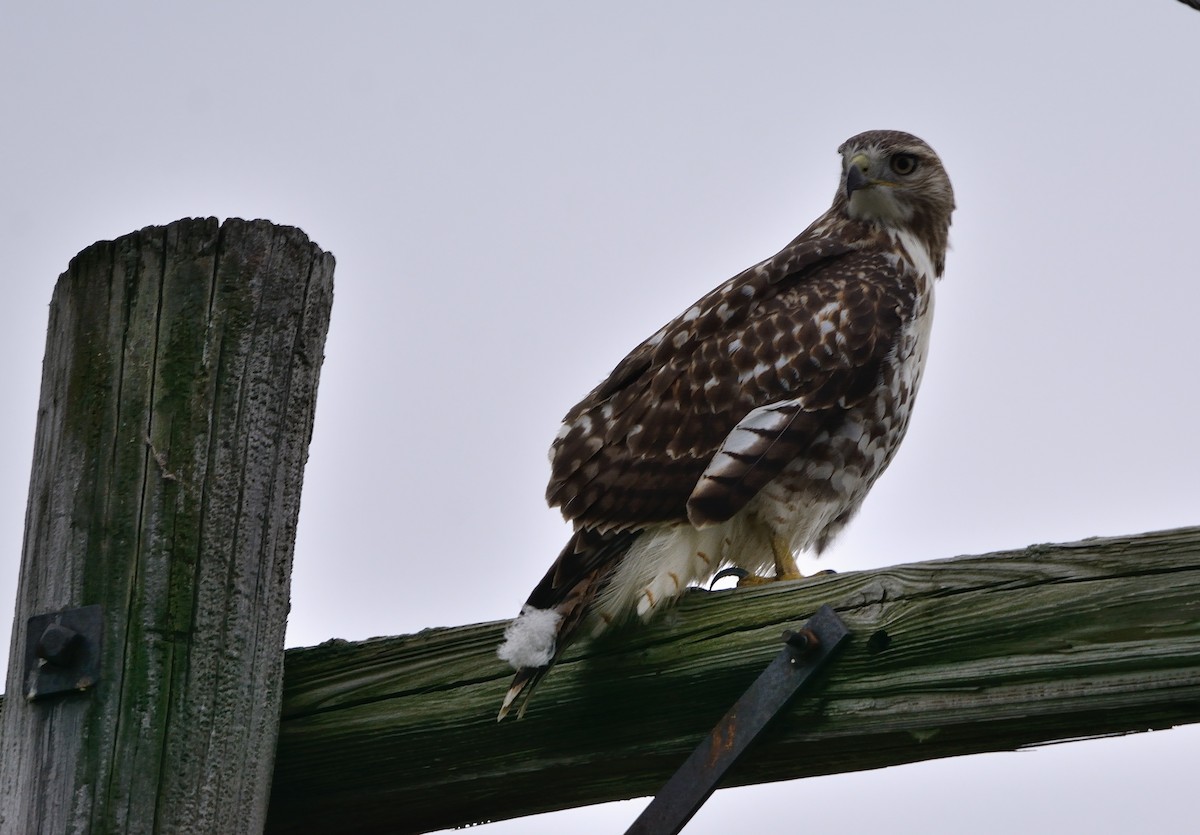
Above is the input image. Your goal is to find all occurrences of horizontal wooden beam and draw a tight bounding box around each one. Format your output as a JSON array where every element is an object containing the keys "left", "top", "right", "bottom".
[{"left": 259, "top": 525, "right": 1200, "bottom": 834}]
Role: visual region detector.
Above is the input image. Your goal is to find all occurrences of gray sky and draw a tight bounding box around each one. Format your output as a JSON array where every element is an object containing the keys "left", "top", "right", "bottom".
[{"left": 2, "top": 2, "right": 1199, "bottom": 833}]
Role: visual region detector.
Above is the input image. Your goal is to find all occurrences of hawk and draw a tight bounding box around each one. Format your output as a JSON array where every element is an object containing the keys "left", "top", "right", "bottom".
[{"left": 497, "top": 130, "right": 955, "bottom": 719}]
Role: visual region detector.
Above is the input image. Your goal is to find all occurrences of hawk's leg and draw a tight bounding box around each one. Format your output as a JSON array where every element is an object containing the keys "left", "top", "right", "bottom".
[
  {"left": 770, "top": 535, "right": 804, "bottom": 581},
  {"left": 729, "top": 536, "right": 804, "bottom": 586}
]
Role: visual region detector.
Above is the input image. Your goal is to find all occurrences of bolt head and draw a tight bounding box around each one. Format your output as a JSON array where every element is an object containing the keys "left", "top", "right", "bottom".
[
  {"left": 782, "top": 628, "right": 820, "bottom": 655},
  {"left": 36, "top": 623, "right": 82, "bottom": 666}
]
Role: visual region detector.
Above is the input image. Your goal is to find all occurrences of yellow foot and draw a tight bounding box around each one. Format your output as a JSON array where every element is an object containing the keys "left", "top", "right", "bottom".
[
  {"left": 735, "top": 569, "right": 804, "bottom": 587},
  {"left": 709, "top": 532, "right": 809, "bottom": 588}
]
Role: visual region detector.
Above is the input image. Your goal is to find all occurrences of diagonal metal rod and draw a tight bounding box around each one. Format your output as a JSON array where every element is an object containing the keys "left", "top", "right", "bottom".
[{"left": 624, "top": 604, "right": 850, "bottom": 835}]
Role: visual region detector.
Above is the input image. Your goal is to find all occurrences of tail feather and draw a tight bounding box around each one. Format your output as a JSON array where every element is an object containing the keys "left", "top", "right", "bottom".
[
  {"left": 497, "top": 666, "right": 548, "bottom": 721},
  {"left": 496, "top": 528, "right": 639, "bottom": 720}
]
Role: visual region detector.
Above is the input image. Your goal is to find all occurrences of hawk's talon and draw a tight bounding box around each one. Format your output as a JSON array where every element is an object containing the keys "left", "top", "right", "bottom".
[{"left": 710, "top": 566, "right": 750, "bottom": 588}]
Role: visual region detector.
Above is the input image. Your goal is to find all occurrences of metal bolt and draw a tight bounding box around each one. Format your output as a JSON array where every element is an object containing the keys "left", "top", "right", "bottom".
[
  {"left": 36, "top": 623, "right": 82, "bottom": 667},
  {"left": 781, "top": 627, "right": 820, "bottom": 655}
]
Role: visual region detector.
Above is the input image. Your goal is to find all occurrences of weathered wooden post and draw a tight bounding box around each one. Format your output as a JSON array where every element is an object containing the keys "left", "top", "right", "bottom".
[{"left": 0, "top": 218, "right": 334, "bottom": 833}]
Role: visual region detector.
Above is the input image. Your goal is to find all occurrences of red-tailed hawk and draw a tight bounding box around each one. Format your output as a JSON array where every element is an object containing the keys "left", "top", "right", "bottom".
[{"left": 498, "top": 130, "right": 955, "bottom": 719}]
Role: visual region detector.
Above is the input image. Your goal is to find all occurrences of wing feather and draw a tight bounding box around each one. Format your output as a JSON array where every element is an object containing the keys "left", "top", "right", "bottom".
[{"left": 546, "top": 230, "right": 918, "bottom": 531}]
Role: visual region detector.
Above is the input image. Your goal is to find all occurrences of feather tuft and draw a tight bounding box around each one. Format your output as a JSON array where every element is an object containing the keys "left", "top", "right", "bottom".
[{"left": 497, "top": 605, "right": 562, "bottom": 670}]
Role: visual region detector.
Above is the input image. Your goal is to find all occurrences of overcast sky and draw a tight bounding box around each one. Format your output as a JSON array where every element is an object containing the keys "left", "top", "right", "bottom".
[{"left": 2, "top": 2, "right": 1199, "bottom": 833}]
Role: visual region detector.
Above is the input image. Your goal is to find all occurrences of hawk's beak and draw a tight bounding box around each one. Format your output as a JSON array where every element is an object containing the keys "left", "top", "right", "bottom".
[{"left": 845, "top": 154, "right": 871, "bottom": 199}]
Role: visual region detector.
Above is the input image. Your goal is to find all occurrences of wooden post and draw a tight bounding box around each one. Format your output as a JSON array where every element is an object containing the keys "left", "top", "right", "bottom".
[{"left": 0, "top": 218, "right": 334, "bottom": 833}]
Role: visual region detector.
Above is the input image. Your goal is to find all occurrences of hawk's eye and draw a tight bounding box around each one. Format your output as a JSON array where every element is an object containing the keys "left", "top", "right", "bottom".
[{"left": 891, "top": 153, "right": 919, "bottom": 176}]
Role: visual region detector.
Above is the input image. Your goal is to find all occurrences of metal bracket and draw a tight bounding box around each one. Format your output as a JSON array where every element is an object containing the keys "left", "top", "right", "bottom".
[
  {"left": 625, "top": 604, "right": 850, "bottom": 835},
  {"left": 24, "top": 604, "right": 103, "bottom": 700}
]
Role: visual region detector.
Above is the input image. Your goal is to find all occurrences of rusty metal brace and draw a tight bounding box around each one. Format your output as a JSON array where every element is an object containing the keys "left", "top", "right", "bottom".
[{"left": 625, "top": 604, "right": 850, "bottom": 835}]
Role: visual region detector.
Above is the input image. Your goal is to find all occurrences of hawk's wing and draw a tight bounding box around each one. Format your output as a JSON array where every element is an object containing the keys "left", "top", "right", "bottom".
[{"left": 546, "top": 236, "right": 919, "bottom": 531}]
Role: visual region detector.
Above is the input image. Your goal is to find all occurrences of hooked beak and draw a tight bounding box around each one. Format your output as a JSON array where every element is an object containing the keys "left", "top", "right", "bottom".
[{"left": 845, "top": 153, "right": 871, "bottom": 199}]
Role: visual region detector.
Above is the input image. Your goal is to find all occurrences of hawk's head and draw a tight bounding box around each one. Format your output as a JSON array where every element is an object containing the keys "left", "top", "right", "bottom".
[{"left": 835, "top": 130, "right": 955, "bottom": 275}]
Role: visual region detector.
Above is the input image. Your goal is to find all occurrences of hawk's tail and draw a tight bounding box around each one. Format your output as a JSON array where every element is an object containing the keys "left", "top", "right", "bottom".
[
  {"left": 497, "top": 528, "right": 639, "bottom": 720},
  {"left": 497, "top": 666, "right": 550, "bottom": 721}
]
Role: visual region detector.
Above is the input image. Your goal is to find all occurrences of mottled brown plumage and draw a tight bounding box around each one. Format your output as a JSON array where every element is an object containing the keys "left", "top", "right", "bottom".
[{"left": 498, "top": 130, "right": 956, "bottom": 718}]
